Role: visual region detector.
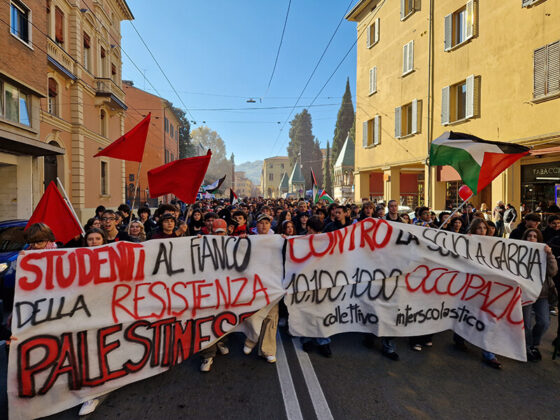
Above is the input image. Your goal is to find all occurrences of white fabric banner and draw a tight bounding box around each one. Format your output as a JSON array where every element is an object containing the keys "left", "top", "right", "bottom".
[
  {"left": 8, "top": 235, "right": 285, "bottom": 420},
  {"left": 7, "top": 219, "right": 546, "bottom": 419},
  {"left": 285, "top": 219, "right": 545, "bottom": 361}
]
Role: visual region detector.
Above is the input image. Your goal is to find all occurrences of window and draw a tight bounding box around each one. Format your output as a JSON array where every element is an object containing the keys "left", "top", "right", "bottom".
[
  {"left": 522, "top": 0, "right": 545, "bottom": 6},
  {"left": 100, "top": 47, "right": 106, "bottom": 77},
  {"left": 269, "top": 173, "right": 274, "bottom": 181},
  {"left": 401, "top": 0, "right": 419, "bottom": 21},
  {"left": 281, "top": 163, "right": 284, "bottom": 169},
  {"left": 165, "top": 149, "right": 169, "bottom": 163},
  {"left": 395, "top": 99, "right": 421, "bottom": 138},
  {"left": 2, "top": 82, "right": 30, "bottom": 126},
  {"left": 48, "top": 78, "right": 58, "bottom": 116},
  {"left": 55, "top": 6, "right": 64, "bottom": 46},
  {"left": 533, "top": 41, "right": 560, "bottom": 99},
  {"left": 369, "top": 67, "right": 377, "bottom": 95},
  {"left": 101, "top": 161, "right": 108, "bottom": 195},
  {"left": 10, "top": 1, "right": 30, "bottom": 44},
  {"left": 83, "top": 32, "right": 91, "bottom": 71},
  {"left": 100, "top": 109, "right": 107, "bottom": 137},
  {"left": 441, "top": 75, "right": 479, "bottom": 124},
  {"left": 164, "top": 117, "right": 169, "bottom": 132},
  {"left": 444, "top": 1, "right": 476, "bottom": 51},
  {"left": 362, "top": 116, "right": 381, "bottom": 147},
  {"left": 367, "top": 18, "right": 379, "bottom": 48},
  {"left": 111, "top": 63, "right": 117, "bottom": 79},
  {"left": 170, "top": 124, "right": 174, "bottom": 138},
  {"left": 403, "top": 40, "right": 414, "bottom": 75},
  {"left": 170, "top": 153, "right": 174, "bottom": 162}
]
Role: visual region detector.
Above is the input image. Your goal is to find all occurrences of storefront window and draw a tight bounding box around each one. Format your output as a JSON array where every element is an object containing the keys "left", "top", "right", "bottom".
[{"left": 521, "top": 162, "right": 560, "bottom": 212}]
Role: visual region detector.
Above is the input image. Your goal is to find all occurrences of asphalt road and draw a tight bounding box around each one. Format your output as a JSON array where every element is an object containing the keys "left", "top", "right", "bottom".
[{"left": 9, "top": 317, "right": 554, "bottom": 420}]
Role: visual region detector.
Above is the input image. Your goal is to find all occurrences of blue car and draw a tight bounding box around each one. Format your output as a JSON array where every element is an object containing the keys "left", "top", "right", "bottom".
[{"left": 0, "top": 220, "right": 28, "bottom": 308}]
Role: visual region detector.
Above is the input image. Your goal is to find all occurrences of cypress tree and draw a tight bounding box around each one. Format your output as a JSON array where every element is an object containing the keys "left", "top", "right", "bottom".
[
  {"left": 323, "top": 141, "right": 332, "bottom": 193},
  {"left": 287, "top": 109, "right": 315, "bottom": 189},
  {"left": 331, "top": 78, "right": 355, "bottom": 168}
]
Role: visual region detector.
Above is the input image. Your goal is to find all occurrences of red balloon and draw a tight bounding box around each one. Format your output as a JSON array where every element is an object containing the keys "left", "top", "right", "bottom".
[{"left": 458, "top": 185, "right": 473, "bottom": 201}]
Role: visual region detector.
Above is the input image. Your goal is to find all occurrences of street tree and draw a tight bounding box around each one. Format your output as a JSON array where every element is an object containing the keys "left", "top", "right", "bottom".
[
  {"left": 331, "top": 78, "right": 355, "bottom": 169},
  {"left": 287, "top": 109, "right": 317, "bottom": 189}
]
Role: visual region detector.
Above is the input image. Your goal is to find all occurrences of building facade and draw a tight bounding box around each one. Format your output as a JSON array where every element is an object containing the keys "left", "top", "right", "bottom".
[
  {"left": 347, "top": 0, "right": 560, "bottom": 210},
  {"left": 122, "top": 81, "right": 180, "bottom": 206},
  {"left": 0, "top": 0, "right": 64, "bottom": 219},
  {"left": 234, "top": 171, "right": 255, "bottom": 198},
  {"left": 333, "top": 135, "right": 355, "bottom": 201},
  {"left": 39, "top": 0, "right": 133, "bottom": 222},
  {"left": 261, "top": 156, "right": 289, "bottom": 198}
]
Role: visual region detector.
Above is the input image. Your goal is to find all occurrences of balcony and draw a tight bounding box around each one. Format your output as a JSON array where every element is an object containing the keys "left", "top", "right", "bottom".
[
  {"left": 46, "top": 38, "right": 76, "bottom": 80},
  {"left": 95, "top": 78, "right": 127, "bottom": 110}
]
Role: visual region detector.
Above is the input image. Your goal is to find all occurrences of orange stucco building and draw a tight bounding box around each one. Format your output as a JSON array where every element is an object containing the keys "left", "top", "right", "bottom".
[{"left": 122, "top": 81, "right": 180, "bottom": 206}]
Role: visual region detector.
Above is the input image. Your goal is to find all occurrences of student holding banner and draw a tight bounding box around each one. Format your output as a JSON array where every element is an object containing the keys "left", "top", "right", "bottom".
[{"left": 453, "top": 218, "right": 503, "bottom": 369}]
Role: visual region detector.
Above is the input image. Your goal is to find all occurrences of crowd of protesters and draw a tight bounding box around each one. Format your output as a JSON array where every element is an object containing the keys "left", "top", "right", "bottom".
[{"left": 5, "top": 196, "right": 560, "bottom": 413}]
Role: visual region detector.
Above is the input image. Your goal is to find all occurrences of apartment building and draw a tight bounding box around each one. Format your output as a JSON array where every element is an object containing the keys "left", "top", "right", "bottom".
[
  {"left": 40, "top": 0, "right": 133, "bottom": 221},
  {"left": 261, "top": 156, "right": 289, "bottom": 198},
  {"left": 122, "top": 80, "right": 180, "bottom": 206},
  {"left": 0, "top": 0, "right": 64, "bottom": 219},
  {"left": 347, "top": 0, "right": 560, "bottom": 210}
]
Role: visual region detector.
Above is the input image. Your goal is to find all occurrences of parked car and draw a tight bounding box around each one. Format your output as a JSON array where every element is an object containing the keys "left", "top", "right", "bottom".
[{"left": 0, "top": 220, "right": 28, "bottom": 309}]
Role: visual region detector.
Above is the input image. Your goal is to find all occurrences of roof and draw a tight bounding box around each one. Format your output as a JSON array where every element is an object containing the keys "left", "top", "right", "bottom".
[
  {"left": 279, "top": 172, "right": 289, "bottom": 191},
  {"left": 289, "top": 161, "right": 305, "bottom": 185},
  {"left": 264, "top": 156, "right": 289, "bottom": 161},
  {"left": 334, "top": 135, "right": 355, "bottom": 168},
  {"left": 345, "top": 0, "right": 379, "bottom": 21}
]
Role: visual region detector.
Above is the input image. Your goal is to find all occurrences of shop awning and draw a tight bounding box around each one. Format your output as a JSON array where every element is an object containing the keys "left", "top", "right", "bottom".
[
  {"left": 529, "top": 145, "right": 560, "bottom": 156},
  {"left": 0, "top": 137, "right": 65, "bottom": 156}
]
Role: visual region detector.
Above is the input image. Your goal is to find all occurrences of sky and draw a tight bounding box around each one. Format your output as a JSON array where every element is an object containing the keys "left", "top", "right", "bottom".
[{"left": 121, "top": 0, "right": 358, "bottom": 164}]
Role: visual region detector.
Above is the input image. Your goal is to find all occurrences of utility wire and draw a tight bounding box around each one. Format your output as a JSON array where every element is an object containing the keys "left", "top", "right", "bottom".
[
  {"left": 270, "top": 0, "right": 355, "bottom": 156},
  {"left": 264, "top": 0, "right": 292, "bottom": 98}
]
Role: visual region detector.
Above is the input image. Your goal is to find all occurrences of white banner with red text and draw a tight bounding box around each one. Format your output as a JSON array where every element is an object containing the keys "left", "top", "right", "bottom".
[{"left": 8, "top": 220, "right": 546, "bottom": 419}]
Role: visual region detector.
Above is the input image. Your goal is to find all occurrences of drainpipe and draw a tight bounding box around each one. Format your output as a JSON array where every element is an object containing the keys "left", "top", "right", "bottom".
[{"left": 426, "top": 0, "right": 434, "bottom": 208}]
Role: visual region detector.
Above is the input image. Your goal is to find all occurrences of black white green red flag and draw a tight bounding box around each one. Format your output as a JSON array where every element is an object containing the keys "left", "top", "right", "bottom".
[
  {"left": 230, "top": 188, "right": 239, "bottom": 205},
  {"left": 311, "top": 169, "right": 319, "bottom": 203},
  {"left": 429, "top": 131, "right": 529, "bottom": 194}
]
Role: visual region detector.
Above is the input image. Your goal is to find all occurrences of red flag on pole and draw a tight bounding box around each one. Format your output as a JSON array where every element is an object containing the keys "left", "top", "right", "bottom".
[
  {"left": 148, "top": 150, "right": 212, "bottom": 204},
  {"left": 94, "top": 113, "right": 151, "bottom": 162},
  {"left": 26, "top": 182, "right": 83, "bottom": 244}
]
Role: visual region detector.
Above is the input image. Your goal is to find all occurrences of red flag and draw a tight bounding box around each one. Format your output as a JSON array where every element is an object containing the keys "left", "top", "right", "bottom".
[
  {"left": 94, "top": 113, "right": 151, "bottom": 162},
  {"left": 26, "top": 182, "right": 83, "bottom": 244},
  {"left": 148, "top": 150, "right": 212, "bottom": 204}
]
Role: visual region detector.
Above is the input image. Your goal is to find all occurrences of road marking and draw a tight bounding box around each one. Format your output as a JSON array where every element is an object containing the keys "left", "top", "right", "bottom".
[
  {"left": 291, "top": 338, "right": 334, "bottom": 420},
  {"left": 275, "top": 332, "right": 304, "bottom": 420}
]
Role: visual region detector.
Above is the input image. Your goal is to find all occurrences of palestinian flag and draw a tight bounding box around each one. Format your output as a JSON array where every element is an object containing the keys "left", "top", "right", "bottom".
[
  {"left": 311, "top": 169, "right": 319, "bottom": 203},
  {"left": 317, "top": 190, "right": 334, "bottom": 203},
  {"left": 204, "top": 174, "right": 226, "bottom": 193},
  {"left": 230, "top": 188, "right": 239, "bottom": 205},
  {"left": 429, "top": 131, "right": 529, "bottom": 194}
]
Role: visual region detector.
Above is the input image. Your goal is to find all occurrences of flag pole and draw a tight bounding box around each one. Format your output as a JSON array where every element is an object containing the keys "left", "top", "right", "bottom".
[
  {"left": 56, "top": 178, "right": 86, "bottom": 235},
  {"left": 128, "top": 162, "right": 142, "bottom": 234},
  {"left": 438, "top": 193, "right": 474, "bottom": 229}
]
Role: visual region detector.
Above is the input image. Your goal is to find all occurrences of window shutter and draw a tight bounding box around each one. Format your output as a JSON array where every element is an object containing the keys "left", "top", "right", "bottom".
[
  {"left": 465, "top": 0, "right": 475, "bottom": 40},
  {"left": 411, "top": 99, "right": 418, "bottom": 134},
  {"left": 367, "top": 24, "right": 372, "bottom": 48},
  {"left": 48, "top": 78, "right": 57, "bottom": 97},
  {"left": 547, "top": 41, "right": 560, "bottom": 95},
  {"left": 465, "top": 75, "right": 475, "bottom": 119},
  {"left": 403, "top": 43, "right": 409, "bottom": 74},
  {"left": 441, "top": 86, "right": 450, "bottom": 125},
  {"left": 408, "top": 40, "right": 414, "bottom": 72},
  {"left": 83, "top": 32, "right": 91, "bottom": 48},
  {"left": 444, "top": 13, "right": 452, "bottom": 51},
  {"left": 534, "top": 46, "right": 547, "bottom": 97},
  {"left": 363, "top": 121, "right": 369, "bottom": 147},
  {"left": 101, "top": 47, "right": 106, "bottom": 58},
  {"left": 400, "top": 0, "right": 405, "bottom": 20},
  {"left": 369, "top": 67, "right": 377, "bottom": 94},
  {"left": 395, "top": 107, "right": 402, "bottom": 138},
  {"left": 55, "top": 7, "right": 64, "bottom": 43},
  {"left": 374, "top": 18, "right": 380, "bottom": 44},
  {"left": 374, "top": 116, "right": 380, "bottom": 145}
]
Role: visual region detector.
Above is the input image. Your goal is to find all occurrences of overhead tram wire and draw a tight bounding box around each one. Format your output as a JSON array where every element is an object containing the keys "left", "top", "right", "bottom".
[
  {"left": 263, "top": 0, "right": 292, "bottom": 98},
  {"left": 127, "top": 20, "right": 196, "bottom": 122},
  {"left": 269, "top": 0, "right": 355, "bottom": 156},
  {"left": 273, "top": 0, "right": 387, "bottom": 156}
]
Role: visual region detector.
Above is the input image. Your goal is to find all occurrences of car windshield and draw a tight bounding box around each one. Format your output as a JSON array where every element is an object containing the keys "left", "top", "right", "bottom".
[{"left": 0, "top": 226, "right": 26, "bottom": 252}]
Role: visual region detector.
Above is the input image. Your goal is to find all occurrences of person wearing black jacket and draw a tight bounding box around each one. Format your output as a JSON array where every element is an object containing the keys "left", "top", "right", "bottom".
[
  {"left": 509, "top": 213, "right": 540, "bottom": 240},
  {"left": 323, "top": 205, "right": 352, "bottom": 232}
]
